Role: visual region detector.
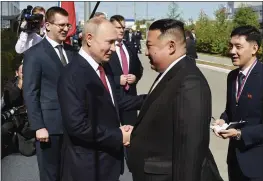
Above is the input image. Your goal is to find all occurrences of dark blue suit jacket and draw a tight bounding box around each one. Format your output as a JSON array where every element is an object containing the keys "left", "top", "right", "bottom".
[
  {"left": 57, "top": 53, "right": 145, "bottom": 181},
  {"left": 23, "top": 38, "right": 76, "bottom": 134},
  {"left": 220, "top": 61, "right": 263, "bottom": 178}
]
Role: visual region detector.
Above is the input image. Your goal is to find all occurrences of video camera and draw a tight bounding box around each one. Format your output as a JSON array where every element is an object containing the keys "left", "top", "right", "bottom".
[{"left": 17, "top": 5, "right": 44, "bottom": 34}]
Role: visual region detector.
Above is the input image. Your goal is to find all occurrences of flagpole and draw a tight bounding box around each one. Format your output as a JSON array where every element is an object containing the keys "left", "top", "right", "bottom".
[{"left": 58, "top": 1, "right": 60, "bottom": 7}]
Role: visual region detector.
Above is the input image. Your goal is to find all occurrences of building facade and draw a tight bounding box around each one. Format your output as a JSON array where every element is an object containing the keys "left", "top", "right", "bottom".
[
  {"left": 1, "top": 1, "right": 20, "bottom": 28},
  {"left": 226, "top": 2, "right": 263, "bottom": 27}
]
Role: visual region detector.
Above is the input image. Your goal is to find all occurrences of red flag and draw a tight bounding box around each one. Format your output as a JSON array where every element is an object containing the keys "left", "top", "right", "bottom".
[{"left": 61, "top": 1, "right": 76, "bottom": 45}]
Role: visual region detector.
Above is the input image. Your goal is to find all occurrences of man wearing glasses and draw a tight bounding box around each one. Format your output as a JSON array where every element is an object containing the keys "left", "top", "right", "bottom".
[{"left": 23, "top": 6, "right": 75, "bottom": 181}]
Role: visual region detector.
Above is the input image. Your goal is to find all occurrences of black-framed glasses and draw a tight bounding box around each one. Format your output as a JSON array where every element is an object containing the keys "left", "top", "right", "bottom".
[{"left": 49, "top": 22, "right": 72, "bottom": 30}]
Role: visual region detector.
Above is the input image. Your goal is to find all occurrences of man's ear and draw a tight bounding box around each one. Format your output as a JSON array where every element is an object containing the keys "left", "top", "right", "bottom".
[
  {"left": 169, "top": 40, "right": 176, "bottom": 55},
  {"left": 45, "top": 22, "right": 50, "bottom": 32},
  {"left": 86, "top": 33, "right": 93, "bottom": 47},
  {"left": 252, "top": 43, "right": 259, "bottom": 55}
]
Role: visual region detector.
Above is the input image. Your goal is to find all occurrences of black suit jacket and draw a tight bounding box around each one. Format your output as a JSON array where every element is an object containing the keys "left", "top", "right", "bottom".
[
  {"left": 23, "top": 38, "right": 76, "bottom": 134},
  {"left": 57, "top": 53, "right": 145, "bottom": 181},
  {"left": 186, "top": 38, "right": 198, "bottom": 59},
  {"left": 107, "top": 42, "right": 143, "bottom": 125},
  {"left": 129, "top": 56, "right": 222, "bottom": 181},
  {"left": 220, "top": 61, "right": 263, "bottom": 178}
]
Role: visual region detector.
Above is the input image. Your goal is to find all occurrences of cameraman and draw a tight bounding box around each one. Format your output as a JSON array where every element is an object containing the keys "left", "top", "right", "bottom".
[
  {"left": 2, "top": 56, "right": 24, "bottom": 111},
  {"left": 15, "top": 6, "right": 46, "bottom": 54}
]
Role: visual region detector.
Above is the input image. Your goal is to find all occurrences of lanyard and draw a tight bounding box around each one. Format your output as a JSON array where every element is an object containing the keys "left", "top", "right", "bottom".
[{"left": 236, "top": 60, "right": 257, "bottom": 102}]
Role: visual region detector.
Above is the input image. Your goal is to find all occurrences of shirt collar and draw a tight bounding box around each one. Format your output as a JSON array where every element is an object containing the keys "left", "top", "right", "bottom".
[
  {"left": 78, "top": 48, "right": 99, "bottom": 71},
  {"left": 45, "top": 35, "right": 63, "bottom": 48},
  {"left": 115, "top": 40, "right": 124, "bottom": 46},
  {"left": 239, "top": 60, "right": 257, "bottom": 76},
  {"left": 161, "top": 54, "right": 186, "bottom": 74}
]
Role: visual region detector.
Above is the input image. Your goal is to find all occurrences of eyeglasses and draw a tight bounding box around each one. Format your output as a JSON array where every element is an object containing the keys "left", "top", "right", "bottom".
[{"left": 49, "top": 22, "right": 72, "bottom": 30}]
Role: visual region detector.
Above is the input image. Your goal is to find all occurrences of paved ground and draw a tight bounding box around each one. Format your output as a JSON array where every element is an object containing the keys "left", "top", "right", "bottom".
[
  {"left": 197, "top": 53, "right": 233, "bottom": 66},
  {"left": 1, "top": 53, "right": 229, "bottom": 181}
]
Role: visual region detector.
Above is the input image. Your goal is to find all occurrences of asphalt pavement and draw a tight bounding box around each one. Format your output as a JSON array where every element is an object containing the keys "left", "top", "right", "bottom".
[{"left": 1, "top": 53, "right": 229, "bottom": 181}]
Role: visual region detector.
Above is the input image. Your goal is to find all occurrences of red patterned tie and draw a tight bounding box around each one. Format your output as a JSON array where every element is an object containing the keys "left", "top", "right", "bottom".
[
  {"left": 98, "top": 65, "right": 110, "bottom": 92},
  {"left": 117, "top": 42, "right": 129, "bottom": 90}
]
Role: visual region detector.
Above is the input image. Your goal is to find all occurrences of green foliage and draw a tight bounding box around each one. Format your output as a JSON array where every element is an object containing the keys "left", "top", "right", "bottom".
[
  {"left": 1, "top": 29, "right": 19, "bottom": 78},
  {"left": 233, "top": 4, "right": 260, "bottom": 28},
  {"left": 194, "top": 5, "right": 262, "bottom": 61}
]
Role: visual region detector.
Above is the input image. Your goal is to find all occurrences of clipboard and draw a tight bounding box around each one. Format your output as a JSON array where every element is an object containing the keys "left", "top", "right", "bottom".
[{"left": 226, "top": 121, "right": 247, "bottom": 130}]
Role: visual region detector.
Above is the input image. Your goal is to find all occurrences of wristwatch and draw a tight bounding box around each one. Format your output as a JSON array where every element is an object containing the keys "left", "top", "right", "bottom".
[{"left": 235, "top": 129, "right": 242, "bottom": 140}]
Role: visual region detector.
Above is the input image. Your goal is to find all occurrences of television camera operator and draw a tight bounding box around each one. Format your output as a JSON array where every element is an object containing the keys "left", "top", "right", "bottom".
[{"left": 15, "top": 6, "right": 46, "bottom": 54}]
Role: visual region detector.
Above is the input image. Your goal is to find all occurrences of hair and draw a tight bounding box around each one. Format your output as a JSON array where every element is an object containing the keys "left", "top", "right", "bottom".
[
  {"left": 32, "top": 6, "right": 45, "bottom": 14},
  {"left": 94, "top": 12, "right": 106, "bottom": 18},
  {"left": 231, "top": 25, "right": 261, "bottom": 48},
  {"left": 13, "top": 54, "right": 24, "bottom": 71},
  {"left": 82, "top": 17, "right": 106, "bottom": 45},
  {"left": 110, "top": 15, "right": 125, "bottom": 23},
  {"left": 149, "top": 18, "right": 186, "bottom": 42},
  {"left": 45, "top": 6, "right": 68, "bottom": 23}
]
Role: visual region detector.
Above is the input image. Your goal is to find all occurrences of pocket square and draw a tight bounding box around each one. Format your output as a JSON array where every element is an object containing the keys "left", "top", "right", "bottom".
[{"left": 247, "top": 93, "right": 252, "bottom": 99}]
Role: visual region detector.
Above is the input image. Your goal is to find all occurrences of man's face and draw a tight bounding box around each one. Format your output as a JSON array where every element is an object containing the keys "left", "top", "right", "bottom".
[
  {"left": 88, "top": 23, "right": 117, "bottom": 63},
  {"left": 112, "top": 20, "right": 125, "bottom": 41},
  {"left": 229, "top": 35, "right": 258, "bottom": 67},
  {"left": 16, "top": 65, "right": 23, "bottom": 79},
  {"left": 145, "top": 30, "right": 169, "bottom": 72},
  {"left": 46, "top": 13, "right": 70, "bottom": 42}
]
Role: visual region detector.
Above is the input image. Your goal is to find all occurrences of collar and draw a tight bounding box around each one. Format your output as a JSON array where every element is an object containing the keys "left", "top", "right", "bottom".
[
  {"left": 45, "top": 35, "right": 63, "bottom": 48},
  {"left": 160, "top": 54, "right": 186, "bottom": 74},
  {"left": 115, "top": 40, "right": 124, "bottom": 46},
  {"left": 78, "top": 48, "right": 99, "bottom": 71},
  {"left": 239, "top": 59, "right": 257, "bottom": 76}
]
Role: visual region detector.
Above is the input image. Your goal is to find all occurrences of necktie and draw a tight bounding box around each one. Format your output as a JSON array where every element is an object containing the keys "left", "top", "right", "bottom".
[
  {"left": 56, "top": 45, "right": 67, "bottom": 66},
  {"left": 237, "top": 72, "right": 245, "bottom": 93},
  {"left": 98, "top": 65, "right": 110, "bottom": 92},
  {"left": 117, "top": 43, "right": 129, "bottom": 90}
]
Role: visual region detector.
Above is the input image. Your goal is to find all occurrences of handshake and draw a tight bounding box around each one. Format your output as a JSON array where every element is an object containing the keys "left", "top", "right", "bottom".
[{"left": 120, "top": 125, "right": 133, "bottom": 146}]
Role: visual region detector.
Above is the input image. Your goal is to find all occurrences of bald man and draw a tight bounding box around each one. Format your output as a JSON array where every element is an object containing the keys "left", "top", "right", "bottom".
[
  {"left": 128, "top": 19, "right": 223, "bottom": 181},
  {"left": 57, "top": 18, "right": 145, "bottom": 181}
]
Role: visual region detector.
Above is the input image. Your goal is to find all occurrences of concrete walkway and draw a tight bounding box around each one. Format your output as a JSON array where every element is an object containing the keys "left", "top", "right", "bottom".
[{"left": 197, "top": 53, "right": 233, "bottom": 66}]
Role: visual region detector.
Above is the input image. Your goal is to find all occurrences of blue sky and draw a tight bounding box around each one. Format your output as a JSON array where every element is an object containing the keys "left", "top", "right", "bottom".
[{"left": 20, "top": 1, "right": 227, "bottom": 22}]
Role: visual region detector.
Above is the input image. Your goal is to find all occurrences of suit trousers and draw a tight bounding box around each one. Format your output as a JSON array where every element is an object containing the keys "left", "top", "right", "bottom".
[{"left": 36, "top": 135, "right": 63, "bottom": 181}]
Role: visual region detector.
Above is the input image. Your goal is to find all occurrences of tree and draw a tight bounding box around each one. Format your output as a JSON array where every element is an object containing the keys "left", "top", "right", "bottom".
[
  {"left": 233, "top": 4, "right": 260, "bottom": 28},
  {"left": 167, "top": 2, "right": 182, "bottom": 20}
]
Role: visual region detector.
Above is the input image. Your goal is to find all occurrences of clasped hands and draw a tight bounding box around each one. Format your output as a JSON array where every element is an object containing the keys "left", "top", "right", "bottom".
[
  {"left": 120, "top": 125, "right": 133, "bottom": 146},
  {"left": 120, "top": 74, "right": 136, "bottom": 86},
  {"left": 212, "top": 119, "right": 239, "bottom": 139}
]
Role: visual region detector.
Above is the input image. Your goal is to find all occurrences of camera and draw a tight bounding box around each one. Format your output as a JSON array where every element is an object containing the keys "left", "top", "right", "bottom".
[
  {"left": 1, "top": 105, "right": 27, "bottom": 125},
  {"left": 17, "top": 5, "right": 44, "bottom": 34}
]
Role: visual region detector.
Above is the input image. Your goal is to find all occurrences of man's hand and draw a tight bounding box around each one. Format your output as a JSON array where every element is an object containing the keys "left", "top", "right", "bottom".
[
  {"left": 120, "top": 125, "right": 133, "bottom": 146},
  {"left": 36, "top": 128, "right": 49, "bottom": 142},
  {"left": 218, "top": 129, "right": 238, "bottom": 139},
  {"left": 20, "top": 20, "right": 27, "bottom": 29},
  {"left": 212, "top": 119, "right": 225, "bottom": 138},
  {"left": 127, "top": 74, "right": 136, "bottom": 84},
  {"left": 17, "top": 77, "right": 23, "bottom": 89},
  {"left": 120, "top": 75, "right": 127, "bottom": 86}
]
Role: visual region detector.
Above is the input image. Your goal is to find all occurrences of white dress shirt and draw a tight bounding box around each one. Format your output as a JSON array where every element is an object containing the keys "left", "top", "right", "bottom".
[
  {"left": 79, "top": 48, "right": 115, "bottom": 105},
  {"left": 150, "top": 54, "right": 186, "bottom": 92},
  {"left": 235, "top": 60, "right": 257, "bottom": 97},
  {"left": 115, "top": 41, "right": 130, "bottom": 71},
  {"left": 15, "top": 32, "right": 43, "bottom": 54},
  {"left": 45, "top": 35, "right": 69, "bottom": 64}
]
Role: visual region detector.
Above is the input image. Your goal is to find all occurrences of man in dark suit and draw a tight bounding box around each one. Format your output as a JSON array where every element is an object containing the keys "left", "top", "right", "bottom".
[
  {"left": 108, "top": 15, "right": 143, "bottom": 126},
  {"left": 57, "top": 17, "right": 145, "bottom": 181},
  {"left": 128, "top": 19, "right": 223, "bottom": 181},
  {"left": 134, "top": 30, "right": 142, "bottom": 54},
  {"left": 185, "top": 30, "right": 198, "bottom": 59},
  {"left": 23, "top": 7, "right": 75, "bottom": 181},
  {"left": 213, "top": 25, "right": 263, "bottom": 181}
]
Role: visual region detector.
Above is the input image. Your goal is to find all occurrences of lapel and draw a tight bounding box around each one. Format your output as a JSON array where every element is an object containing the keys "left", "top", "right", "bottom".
[
  {"left": 123, "top": 42, "right": 133, "bottom": 72},
  {"left": 42, "top": 38, "right": 64, "bottom": 70},
  {"left": 238, "top": 61, "right": 261, "bottom": 106},
  {"left": 77, "top": 55, "right": 117, "bottom": 112},
  {"left": 63, "top": 43, "right": 74, "bottom": 63},
  {"left": 136, "top": 57, "right": 187, "bottom": 125},
  {"left": 231, "top": 69, "right": 239, "bottom": 108},
  {"left": 111, "top": 52, "right": 123, "bottom": 72}
]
